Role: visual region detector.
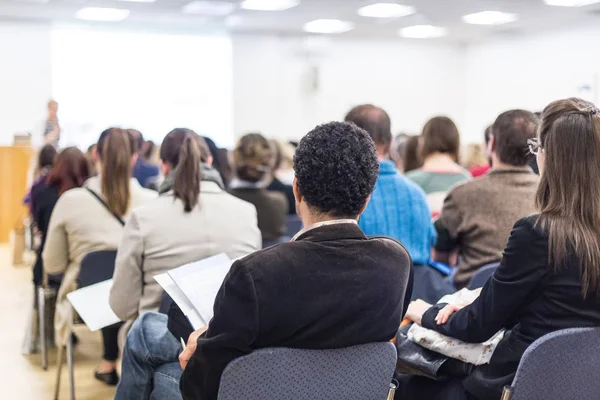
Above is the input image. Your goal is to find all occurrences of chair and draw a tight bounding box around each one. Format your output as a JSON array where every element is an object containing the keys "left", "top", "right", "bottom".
[
  {"left": 467, "top": 262, "right": 500, "bottom": 290},
  {"left": 286, "top": 214, "right": 303, "bottom": 238},
  {"left": 54, "top": 250, "right": 118, "bottom": 400},
  {"left": 502, "top": 327, "right": 600, "bottom": 400},
  {"left": 217, "top": 342, "right": 398, "bottom": 400}
]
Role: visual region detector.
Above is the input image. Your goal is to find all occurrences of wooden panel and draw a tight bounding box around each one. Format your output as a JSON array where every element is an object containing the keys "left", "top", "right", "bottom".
[{"left": 0, "top": 146, "right": 34, "bottom": 243}]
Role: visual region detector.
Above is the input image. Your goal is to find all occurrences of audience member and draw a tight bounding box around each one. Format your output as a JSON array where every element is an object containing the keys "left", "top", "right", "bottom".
[
  {"left": 406, "top": 116, "right": 471, "bottom": 216},
  {"left": 468, "top": 126, "right": 492, "bottom": 177},
  {"left": 403, "top": 135, "right": 423, "bottom": 174},
  {"left": 129, "top": 129, "right": 160, "bottom": 189},
  {"left": 435, "top": 110, "right": 539, "bottom": 289},
  {"left": 86, "top": 144, "right": 98, "bottom": 177},
  {"left": 344, "top": 105, "right": 444, "bottom": 300},
  {"left": 202, "top": 136, "right": 233, "bottom": 188},
  {"left": 32, "top": 147, "right": 90, "bottom": 288},
  {"left": 109, "top": 128, "right": 260, "bottom": 325},
  {"left": 114, "top": 121, "right": 413, "bottom": 400},
  {"left": 463, "top": 144, "right": 488, "bottom": 176},
  {"left": 228, "top": 133, "right": 288, "bottom": 242},
  {"left": 390, "top": 133, "right": 410, "bottom": 172},
  {"left": 43, "top": 128, "right": 156, "bottom": 385},
  {"left": 401, "top": 98, "right": 600, "bottom": 400},
  {"left": 25, "top": 144, "right": 57, "bottom": 218},
  {"left": 266, "top": 139, "right": 295, "bottom": 214}
]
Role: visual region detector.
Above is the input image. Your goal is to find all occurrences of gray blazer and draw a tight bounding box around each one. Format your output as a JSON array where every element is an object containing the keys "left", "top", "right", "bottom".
[{"left": 109, "top": 181, "right": 261, "bottom": 322}]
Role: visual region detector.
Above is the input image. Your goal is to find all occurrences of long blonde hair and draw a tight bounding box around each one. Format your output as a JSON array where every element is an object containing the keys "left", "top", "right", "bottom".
[{"left": 536, "top": 98, "right": 600, "bottom": 297}]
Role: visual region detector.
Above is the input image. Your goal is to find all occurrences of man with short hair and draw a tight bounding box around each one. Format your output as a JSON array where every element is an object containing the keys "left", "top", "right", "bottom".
[
  {"left": 344, "top": 105, "right": 441, "bottom": 301},
  {"left": 115, "top": 121, "right": 413, "bottom": 400},
  {"left": 435, "top": 110, "right": 540, "bottom": 289}
]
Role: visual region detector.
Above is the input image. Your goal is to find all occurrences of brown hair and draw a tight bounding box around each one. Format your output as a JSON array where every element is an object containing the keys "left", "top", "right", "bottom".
[
  {"left": 492, "top": 109, "right": 538, "bottom": 166},
  {"left": 421, "top": 116, "right": 460, "bottom": 162},
  {"left": 97, "top": 128, "right": 136, "bottom": 217},
  {"left": 233, "top": 133, "right": 273, "bottom": 183},
  {"left": 160, "top": 128, "right": 203, "bottom": 212},
  {"left": 47, "top": 147, "right": 90, "bottom": 195},
  {"left": 403, "top": 135, "right": 423, "bottom": 173},
  {"left": 536, "top": 97, "right": 600, "bottom": 297},
  {"left": 344, "top": 104, "right": 392, "bottom": 153}
]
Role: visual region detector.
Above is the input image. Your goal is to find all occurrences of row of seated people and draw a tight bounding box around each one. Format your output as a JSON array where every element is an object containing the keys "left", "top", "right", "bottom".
[{"left": 29, "top": 97, "right": 600, "bottom": 400}]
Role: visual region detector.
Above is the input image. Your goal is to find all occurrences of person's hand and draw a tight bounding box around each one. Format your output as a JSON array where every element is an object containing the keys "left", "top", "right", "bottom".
[
  {"left": 179, "top": 326, "right": 208, "bottom": 370},
  {"left": 435, "top": 304, "right": 467, "bottom": 325},
  {"left": 405, "top": 299, "right": 432, "bottom": 326}
]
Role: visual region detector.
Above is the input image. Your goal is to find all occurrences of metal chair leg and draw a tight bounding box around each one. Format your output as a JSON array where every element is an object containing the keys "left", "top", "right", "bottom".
[
  {"left": 67, "top": 334, "right": 75, "bottom": 400},
  {"left": 37, "top": 286, "right": 48, "bottom": 370},
  {"left": 54, "top": 344, "right": 64, "bottom": 400}
]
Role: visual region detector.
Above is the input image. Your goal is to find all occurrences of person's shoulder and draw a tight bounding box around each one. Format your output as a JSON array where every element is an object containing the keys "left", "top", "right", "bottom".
[
  {"left": 512, "top": 214, "right": 545, "bottom": 239},
  {"left": 405, "top": 169, "right": 426, "bottom": 180},
  {"left": 366, "top": 236, "right": 412, "bottom": 262},
  {"left": 446, "top": 174, "right": 487, "bottom": 197}
]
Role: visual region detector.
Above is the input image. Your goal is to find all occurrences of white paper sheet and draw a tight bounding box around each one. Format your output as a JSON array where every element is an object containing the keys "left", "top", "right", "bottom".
[
  {"left": 167, "top": 254, "right": 233, "bottom": 325},
  {"left": 154, "top": 273, "right": 205, "bottom": 330},
  {"left": 66, "top": 279, "right": 121, "bottom": 331}
]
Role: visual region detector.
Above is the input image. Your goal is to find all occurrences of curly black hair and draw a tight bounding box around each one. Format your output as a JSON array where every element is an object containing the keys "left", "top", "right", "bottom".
[{"left": 293, "top": 121, "right": 379, "bottom": 218}]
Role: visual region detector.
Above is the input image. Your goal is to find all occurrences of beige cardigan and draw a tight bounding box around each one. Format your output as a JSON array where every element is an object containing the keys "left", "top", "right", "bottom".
[
  {"left": 43, "top": 177, "right": 156, "bottom": 344},
  {"left": 109, "top": 181, "right": 261, "bottom": 323}
]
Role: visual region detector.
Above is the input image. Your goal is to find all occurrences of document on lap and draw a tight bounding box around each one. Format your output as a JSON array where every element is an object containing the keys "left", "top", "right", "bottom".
[
  {"left": 66, "top": 279, "right": 121, "bottom": 331},
  {"left": 154, "top": 253, "right": 234, "bottom": 330}
]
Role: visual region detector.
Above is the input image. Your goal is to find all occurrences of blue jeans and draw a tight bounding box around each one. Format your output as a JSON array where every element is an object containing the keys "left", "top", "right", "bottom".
[{"left": 115, "top": 312, "right": 183, "bottom": 400}]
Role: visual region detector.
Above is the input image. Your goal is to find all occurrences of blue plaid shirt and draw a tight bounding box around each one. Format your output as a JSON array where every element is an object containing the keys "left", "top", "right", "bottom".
[{"left": 359, "top": 161, "right": 436, "bottom": 265}]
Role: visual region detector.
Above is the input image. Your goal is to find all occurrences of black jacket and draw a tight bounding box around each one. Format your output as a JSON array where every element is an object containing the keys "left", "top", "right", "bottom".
[
  {"left": 266, "top": 178, "right": 295, "bottom": 215},
  {"left": 32, "top": 184, "right": 59, "bottom": 285},
  {"left": 423, "top": 216, "right": 600, "bottom": 400},
  {"left": 179, "top": 223, "right": 412, "bottom": 400}
]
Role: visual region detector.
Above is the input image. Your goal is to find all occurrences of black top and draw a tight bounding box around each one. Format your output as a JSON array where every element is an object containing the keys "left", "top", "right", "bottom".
[
  {"left": 422, "top": 215, "right": 600, "bottom": 400},
  {"left": 32, "top": 184, "right": 60, "bottom": 285},
  {"left": 227, "top": 188, "right": 288, "bottom": 241},
  {"left": 179, "top": 223, "right": 413, "bottom": 400},
  {"left": 266, "top": 178, "right": 295, "bottom": 215}
]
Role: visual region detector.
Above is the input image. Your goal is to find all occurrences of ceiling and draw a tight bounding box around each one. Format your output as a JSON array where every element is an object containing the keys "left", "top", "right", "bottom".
[{"left": 1, "top": 0, "right": 600, "bottom": 43}]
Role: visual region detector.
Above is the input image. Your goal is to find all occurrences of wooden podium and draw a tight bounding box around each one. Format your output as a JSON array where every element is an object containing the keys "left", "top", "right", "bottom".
[{"left": 0, "top": 146, "right": 34, "bottom": 243}]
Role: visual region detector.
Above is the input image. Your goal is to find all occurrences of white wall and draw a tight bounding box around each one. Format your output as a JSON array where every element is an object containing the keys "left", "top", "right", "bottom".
[
  {"left": 233, "top": 36, "right": 466, "bottom": 142},
  {"left": 464, "top": 25, "right": 600, "bottom": 143},
  {"left": 0, "top": 22, "right": 52, "bottom": 146}
]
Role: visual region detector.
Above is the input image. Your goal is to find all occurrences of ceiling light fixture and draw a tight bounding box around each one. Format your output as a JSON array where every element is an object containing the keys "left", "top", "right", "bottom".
[
  {"left": 182, "top": 1, "right": 236, "bottom": 15},
  {"left": 241, "top": 0, "right": 299, "bottom": 11},
  {"left": 75, "top": 7, "right": 130, "bottom": 22},
  {"left": 462, "top": 11, "right": 518, "bottom": 25},
  {"left": 399, "top": 24, "right": 447, "bottom": 39},
  {"left": 544, "top": 0, "right": 600, "bottom": 6},
  {"left": 357, "top": 3, "right": 416, "bottom": 18},
  {"left": 303, "top": 19, "right": 355, "bottom": 34}
]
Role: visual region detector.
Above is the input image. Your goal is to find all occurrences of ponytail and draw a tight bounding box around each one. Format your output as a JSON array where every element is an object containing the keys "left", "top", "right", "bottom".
[
  {"left": 173, "top": 133, "right": 202, "bottom": 212},
  {"left": 98, "top": 128, "right": 133, "bottom": 217}
]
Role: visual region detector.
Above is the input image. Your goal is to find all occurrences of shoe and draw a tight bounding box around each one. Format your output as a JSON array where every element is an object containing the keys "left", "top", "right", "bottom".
[{"left": 94, "top": 369, "right": 119, "bottom": 386}]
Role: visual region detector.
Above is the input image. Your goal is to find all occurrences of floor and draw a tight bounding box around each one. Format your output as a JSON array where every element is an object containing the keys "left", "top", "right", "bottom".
[{"left": 0, "top": 245, "right": 116, "bottom": 400}]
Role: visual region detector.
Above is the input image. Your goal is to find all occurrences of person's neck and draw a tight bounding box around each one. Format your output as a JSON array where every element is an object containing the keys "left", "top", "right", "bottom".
[
  {"left": 491, "top": 159, "right": 526, "bottom": 171},
  {"left": 300, "top": 213, "right": 357, "bottom": 228},
  {"left": 423, "top": 153, "right": 459, "bottom": 170}
]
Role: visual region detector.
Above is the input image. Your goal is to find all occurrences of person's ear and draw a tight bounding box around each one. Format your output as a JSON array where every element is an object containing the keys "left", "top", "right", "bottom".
[
  {"left": 206, "top": 155, "right": 214, "bottom": 167},
  {"left": 162, "top": 161, "right": 171, "bottom": 177},
  {"left": 131, "top": 153, "right": 139, "bottom": 168},
  {"left": 292, "top": 177, "right": 302, "bottom": 204},
  {"left": 488, "top": 134, "right": 496, "bottom": 155},
  {"left": 93, "top": 146, "right": 100, "bottom": 162}
]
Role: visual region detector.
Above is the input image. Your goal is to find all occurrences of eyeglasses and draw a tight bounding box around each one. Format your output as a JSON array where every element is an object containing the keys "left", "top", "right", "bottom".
[{"left": 528, "top": 138, "right": 542, "bottom": 156}]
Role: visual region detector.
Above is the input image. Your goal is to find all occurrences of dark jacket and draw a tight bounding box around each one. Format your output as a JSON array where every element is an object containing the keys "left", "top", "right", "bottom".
[
  {"left": 227, "top": 187, "right": 288, "bottom": 241},
  {"left": 423, "top": 215, "right": 600, "bottom": 400},
  {"left": 266, "top": 178, "right": 295, "bottom": 215},
  {"left": 32, "top": 184, "right": 60, "bottom": 285},
  {"left": 132, "top": 158, "right": 160, "bottom": 189},
  {"left": 179, "top": 223, "right": 413, "bottom": 400}
]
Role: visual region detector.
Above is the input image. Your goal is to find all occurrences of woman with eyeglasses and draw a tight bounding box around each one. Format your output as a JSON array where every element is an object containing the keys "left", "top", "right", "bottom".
[{"left": 400, "top": 98, "right": 600, "bottom": 400}]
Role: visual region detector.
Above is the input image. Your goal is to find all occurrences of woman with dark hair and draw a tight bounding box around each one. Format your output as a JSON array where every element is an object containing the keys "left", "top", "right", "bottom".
[
  {"left": 400, "top": 98, "right": 600, "bottom": 400},
  {"left": 228, "top": 133, "right": 289, "bottom": 243},
  {"left": 109, "top": 128, "right": 260, "bottom": 329},
  {"left": 31, "top": 147, "right": 89, "bottom": 287},
  {"left": 406, "top": 117, "right": 471, "bottom": 216},
  {"left": 24, "top": 144, "right": 58, "bottom": 217},
  {"left": 43, "top": 128, "right": 156, "bottom": 385}
]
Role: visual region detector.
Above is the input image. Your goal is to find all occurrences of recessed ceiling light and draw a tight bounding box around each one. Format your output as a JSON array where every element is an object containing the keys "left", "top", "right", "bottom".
[
  {"left": 357, "top": 3, "right": 416, "bottom": 18},
  {"left": 544, "top": 0, "right": 600, "bottom": 5},
  {"left": 75, "top": 7, "right": 130, "bottom": 22},
  {"left": 303, "top": 19, "right": 355, "bottom": 34},
  {"left": 182, "top": 1, "right": 235, "bottom": 15},
  {"left": 462, "top": 11, "right": 518, "bottom": 25},
  {"left": 241, "top": 0, "right": 299, "bottom": 11},
  {"left": 399, "top": 24, "right": 447, "bottom": 39}
]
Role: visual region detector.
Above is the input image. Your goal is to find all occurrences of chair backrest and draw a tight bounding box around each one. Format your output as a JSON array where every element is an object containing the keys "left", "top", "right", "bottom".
[
  {"left": 286, "top": 214, "right": 303, "bottom": 238},
  {"left": 77, "top": 250, "right": 117, "bottom": 288},
  {"left": 467, "top": 262, "right": 500, "bottom": 289},
  {"left": 507, "top": 327, "right": 600, "bottom": 400},
  {"left": 217, "top": 342, "right": 397, "bottom": 400}
]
